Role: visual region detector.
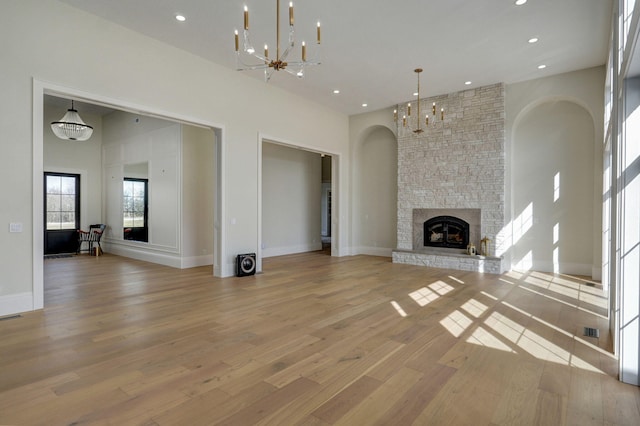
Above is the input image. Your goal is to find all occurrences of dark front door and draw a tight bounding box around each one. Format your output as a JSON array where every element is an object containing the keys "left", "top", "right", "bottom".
[{"left": 44, "top": 172, "right": 80, "bottom": 255}]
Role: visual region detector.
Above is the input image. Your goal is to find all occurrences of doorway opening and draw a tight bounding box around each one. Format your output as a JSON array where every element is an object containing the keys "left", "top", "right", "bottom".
[
  {"left": 33, "top": 80, "right": 227, "bottom": 311},
  {"left": 258, "top": 137, "right": 339, "bottom": 272}
]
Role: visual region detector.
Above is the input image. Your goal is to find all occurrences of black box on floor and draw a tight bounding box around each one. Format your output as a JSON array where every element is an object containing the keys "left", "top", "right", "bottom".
[{"left": 236, "top": 253, "right": 256, "bottom": 277}]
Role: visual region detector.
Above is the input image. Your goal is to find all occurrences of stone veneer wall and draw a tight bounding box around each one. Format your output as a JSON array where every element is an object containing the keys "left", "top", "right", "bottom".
[{"left": 396, "top": 83, "right": 505, "bottom": 266}]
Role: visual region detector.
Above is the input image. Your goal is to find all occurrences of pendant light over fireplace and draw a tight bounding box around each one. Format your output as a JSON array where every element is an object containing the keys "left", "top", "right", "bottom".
[
  {"left": 50, "top": 100, "right": 94, "bottom": 141},
  {"left": 393, "top": 68, "right": 445, "bottom": 134}
]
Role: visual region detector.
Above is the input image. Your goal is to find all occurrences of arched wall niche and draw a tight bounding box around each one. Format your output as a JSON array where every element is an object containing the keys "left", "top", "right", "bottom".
[
  {"left": 352, "top": 124, "right": 398, "bottom": 256},
  {"left": 510, "top": 98, "right": 597, "bottom": 275}
]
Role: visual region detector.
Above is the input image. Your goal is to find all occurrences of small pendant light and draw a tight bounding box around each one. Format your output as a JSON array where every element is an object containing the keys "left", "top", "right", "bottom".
[{"left": 50, "top": 100, "right": 94, "bottom": 141}]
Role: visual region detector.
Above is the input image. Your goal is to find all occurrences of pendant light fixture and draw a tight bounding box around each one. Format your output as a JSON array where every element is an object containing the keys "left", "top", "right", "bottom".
[
  {"left": 50, "top": 100, "right": 94, "bottom": 141},
  {"left": 393, "top": 68, "right": 445, "bottom": 134}
]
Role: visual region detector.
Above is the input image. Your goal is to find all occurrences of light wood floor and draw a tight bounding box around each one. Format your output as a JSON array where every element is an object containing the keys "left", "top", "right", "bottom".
[{"left": 1, "top": 252, "right": 639, "bottom": 425}]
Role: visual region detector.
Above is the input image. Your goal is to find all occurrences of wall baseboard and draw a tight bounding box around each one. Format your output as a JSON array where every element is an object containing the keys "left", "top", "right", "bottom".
[
  {"left": 181, "top": 254, "right": 214, "bottom": 269},
  {"left": 104, "top": 243, "right": 182, "bottom": 268},
  {"left": 0, "top": 292, "right": 34, "bottom": 316},
  {"left": 262, "top": 243, "right": 323, "bottom": 258},
  {"left": 351, "top": 246, "right": 393, "bottom": 257},
  {"left": 512, "top": 260, "right": 595, "bottom": 278},
  {"left": 592, "top": 266, "right": 602, "bottom": 281}
]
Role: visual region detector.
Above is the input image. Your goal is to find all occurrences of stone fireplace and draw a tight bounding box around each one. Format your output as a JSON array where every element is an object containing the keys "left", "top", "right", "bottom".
[
  {"left": 392, "top": 83, "right": 506, "bottom": 274},
  {"left": 424, "top": 216, "right": 469, "bottom": 248},
  {"left": 414, "top": 209, "right": 479, "bottom": 251}
]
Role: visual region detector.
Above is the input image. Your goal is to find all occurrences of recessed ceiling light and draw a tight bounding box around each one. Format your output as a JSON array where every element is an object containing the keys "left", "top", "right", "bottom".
[
  {"left": 465, "top": 81, "right": 472, "bottom": 85},
  {"left": 515, "top": 0, "right": 527, "bottom": 5},
  {"left": 175, "top": 14, "right": 186, "bottom": 22},
  {"left": 538, "top": 64, "right": 547, "bottom": 69},
  {"left": 362, "top": 103, "right": 368, "bottom": 107},
  {"left": 528, "top": 37, "right": 539, "bottom": 43},
  {"left": 333, "top": 89, "right": 340, "bottom": 94}
]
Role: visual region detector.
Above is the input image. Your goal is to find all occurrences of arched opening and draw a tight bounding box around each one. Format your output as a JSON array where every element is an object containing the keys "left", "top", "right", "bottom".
[
  {"left": 511, "top": 100, "right": 596, "bottom": 275},
  {"left": 353, "top": 125, "right": 397, "bottom": 256}
]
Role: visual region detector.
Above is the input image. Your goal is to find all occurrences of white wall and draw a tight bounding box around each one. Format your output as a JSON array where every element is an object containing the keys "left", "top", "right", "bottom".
[
  {"left": 181, "top": 125, "right": 215, "bottom": 267},
  {"left": 511, "top": 100, "right": 595, "bottom": 275},
  {"left": 349, "top": 108, "right": 397, "bottom": 255},
  {"left": 506, "top": 66, "right": 605, "bottom": 278},
  {"left": 0, "top": 0, "right": 349, "bottom": 315},
  {"left": 44, "top": 105, "right": 103, "bottom": 231},
  {"left": 352, "top": 126, "right": 397, "bottom": 256},
  {"left": 262, "top": 142, "right": 322, "bottom": 257},
  {"left": 102, "top": 111, "right": 181, "bottom": 265}
]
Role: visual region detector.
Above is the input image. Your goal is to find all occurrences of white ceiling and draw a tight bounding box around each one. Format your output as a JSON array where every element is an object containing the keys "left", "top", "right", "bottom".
[{"left": 57, "top": 0, "right": 613, "bottom": 116}]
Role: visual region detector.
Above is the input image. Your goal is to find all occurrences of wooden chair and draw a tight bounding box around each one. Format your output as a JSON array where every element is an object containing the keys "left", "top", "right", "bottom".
[{"left": 77, "top": 224, "right": 106, "bottom": 256}]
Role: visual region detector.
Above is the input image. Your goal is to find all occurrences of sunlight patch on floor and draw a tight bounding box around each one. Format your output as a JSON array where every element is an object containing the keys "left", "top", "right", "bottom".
[
  {"left": 461, "top": 298, "right": 488, "bottom": 318},
  {"left": 483, "top": 307, "right": 605, "bottom": 374},
  {"left": 390, "top": 301, "right": 408, "bottom": 317},
  {"left": 409, "top": 287, "right": 439, "bottom": 307},
  {"left": 440, "top": 310, "right": 473, "bottom": 338},
  {"left": 429, "top": 280, "right": 454, "bottom": 295},
  {"left": 518, "top": 285, "right": 607, "bottom": 319},
  {"left": 466, "top": 326, "right": 516, "bottom": 352}
]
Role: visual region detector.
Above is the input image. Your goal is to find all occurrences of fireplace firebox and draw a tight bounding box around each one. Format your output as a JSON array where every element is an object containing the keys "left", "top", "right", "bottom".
[{"left": 423, "top": 216, "right": 469, "bottom": 249}]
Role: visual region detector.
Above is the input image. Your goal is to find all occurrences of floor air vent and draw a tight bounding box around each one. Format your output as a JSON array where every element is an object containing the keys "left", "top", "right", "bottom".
[{"left": 583, "top": 327, "right": 600, "bottom": 338}]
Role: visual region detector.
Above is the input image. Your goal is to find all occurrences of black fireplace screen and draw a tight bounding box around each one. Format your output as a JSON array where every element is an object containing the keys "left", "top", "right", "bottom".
[{"left": 424, "top": 216, "right": 469, "bottom": 249}]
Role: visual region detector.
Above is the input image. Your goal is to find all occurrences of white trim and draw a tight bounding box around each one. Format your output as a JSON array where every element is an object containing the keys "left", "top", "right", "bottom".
[
  {"left": 262, "top": 243, "right": 323, "bottom": 258},
  {"left": 257, "top": 133, "right": 343, "bottom": 272},
  {"left": 511, "top": 261, "right": 594, "bottom": 278},
  {"left": 0, "top": 292, "right": 34, "bottom": 317},
  {"left": 257, "top": 132, "right": 263, "bottom": 273},
  {"left": 180, "top": 255, "right": 214, "bottom": 269},
  {"left": 104, "top": 244, "right": 182, "bottom": 268},
  {"left": 592, "top": 266, "right": 602, "bottom": 281},
  {"left": 351, "top": 246, "right": 393, "bottom": 257}
]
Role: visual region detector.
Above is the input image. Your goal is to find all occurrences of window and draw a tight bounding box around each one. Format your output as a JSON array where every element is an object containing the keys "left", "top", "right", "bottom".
[
  {"left": 123, "top": 178, "right": 148, "bottom": 242},
  {"left": 45, "top": 173, "right": 79, "bottom": 230}
]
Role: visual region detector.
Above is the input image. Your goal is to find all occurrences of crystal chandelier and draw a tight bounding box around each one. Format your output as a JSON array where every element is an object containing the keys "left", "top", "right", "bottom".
[
  {"left": 394, "top": 68, "right": 444, "bottom": 134},
  {"left": 50, "top": 100, "right": 94, "bottom": 141},
  {"left": 234, "top": 0, "right": 321, "bottom": 81}
]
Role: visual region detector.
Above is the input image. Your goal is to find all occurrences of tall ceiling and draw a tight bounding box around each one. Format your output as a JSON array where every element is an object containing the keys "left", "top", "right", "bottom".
[{"left": 57, "top": 0, "right": 613, "bottom": 116}]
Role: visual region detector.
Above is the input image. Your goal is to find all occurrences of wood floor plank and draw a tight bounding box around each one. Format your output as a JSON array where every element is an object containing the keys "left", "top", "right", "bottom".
[{"left": 0, "top": 252, "right": 637, "bottom": 425}]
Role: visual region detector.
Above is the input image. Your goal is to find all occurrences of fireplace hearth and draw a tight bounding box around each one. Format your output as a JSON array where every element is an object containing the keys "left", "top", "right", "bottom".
[{"left": 424, "top": 216, "right": 469, "bottom": 249}]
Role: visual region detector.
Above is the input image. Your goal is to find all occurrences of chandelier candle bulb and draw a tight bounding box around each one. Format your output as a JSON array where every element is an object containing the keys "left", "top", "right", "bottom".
[
  {"left": 302, "top": 41, "right": 306, "bottom": 61},
  {"left": 403, "top": 115, "right": 407, "bottom": 127},
  {"left": 441, "top": 108, "right": 444, "bottom": 120},
  {"left": 234, "top": 30, "right": 239, "bottom": 51},
  {"left": 425, "top": 115, "right": 429, "bottom": 126},
  {"left": 289, "top": 2, "right": 294, "bottom": 26},
  {"left": 432, "top": 102, "right": 436, "bottom": 115},
  {"left": 244, "top": 6, "right": 249, "bottom": 30},
  {"left": 393, "top": 109, "right": 398, "bottom": 122},
  {"left": 317, "top": 22, "right": 321, "bottom": 43},
  {"left": 264, "top": 45, "right": 269, "bottom": 60},
  {"left": 407, "top": 103, "right": 411, "bottom": 116}
]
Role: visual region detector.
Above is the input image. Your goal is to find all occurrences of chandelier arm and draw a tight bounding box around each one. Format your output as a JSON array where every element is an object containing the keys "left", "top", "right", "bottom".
[
  {"left": 236, "top": 53, "right": 270, "bottom": 70},
  {"left": 286, "top": 60, "right": 320, "bottom": 67},
  {"left": 265, "top": 67, "right": 276, "bottom": 82},
  {"left": 237, "top": 64, "right": 270, "bottom": 71},
  {"left": 280, "top": 44, "right": 294, "bottom": 64}
]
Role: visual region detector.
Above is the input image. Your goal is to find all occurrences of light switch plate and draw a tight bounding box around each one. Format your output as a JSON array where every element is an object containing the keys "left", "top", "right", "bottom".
[{"left": 9, "top": 223, "right": 23, "bottom": 233}]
